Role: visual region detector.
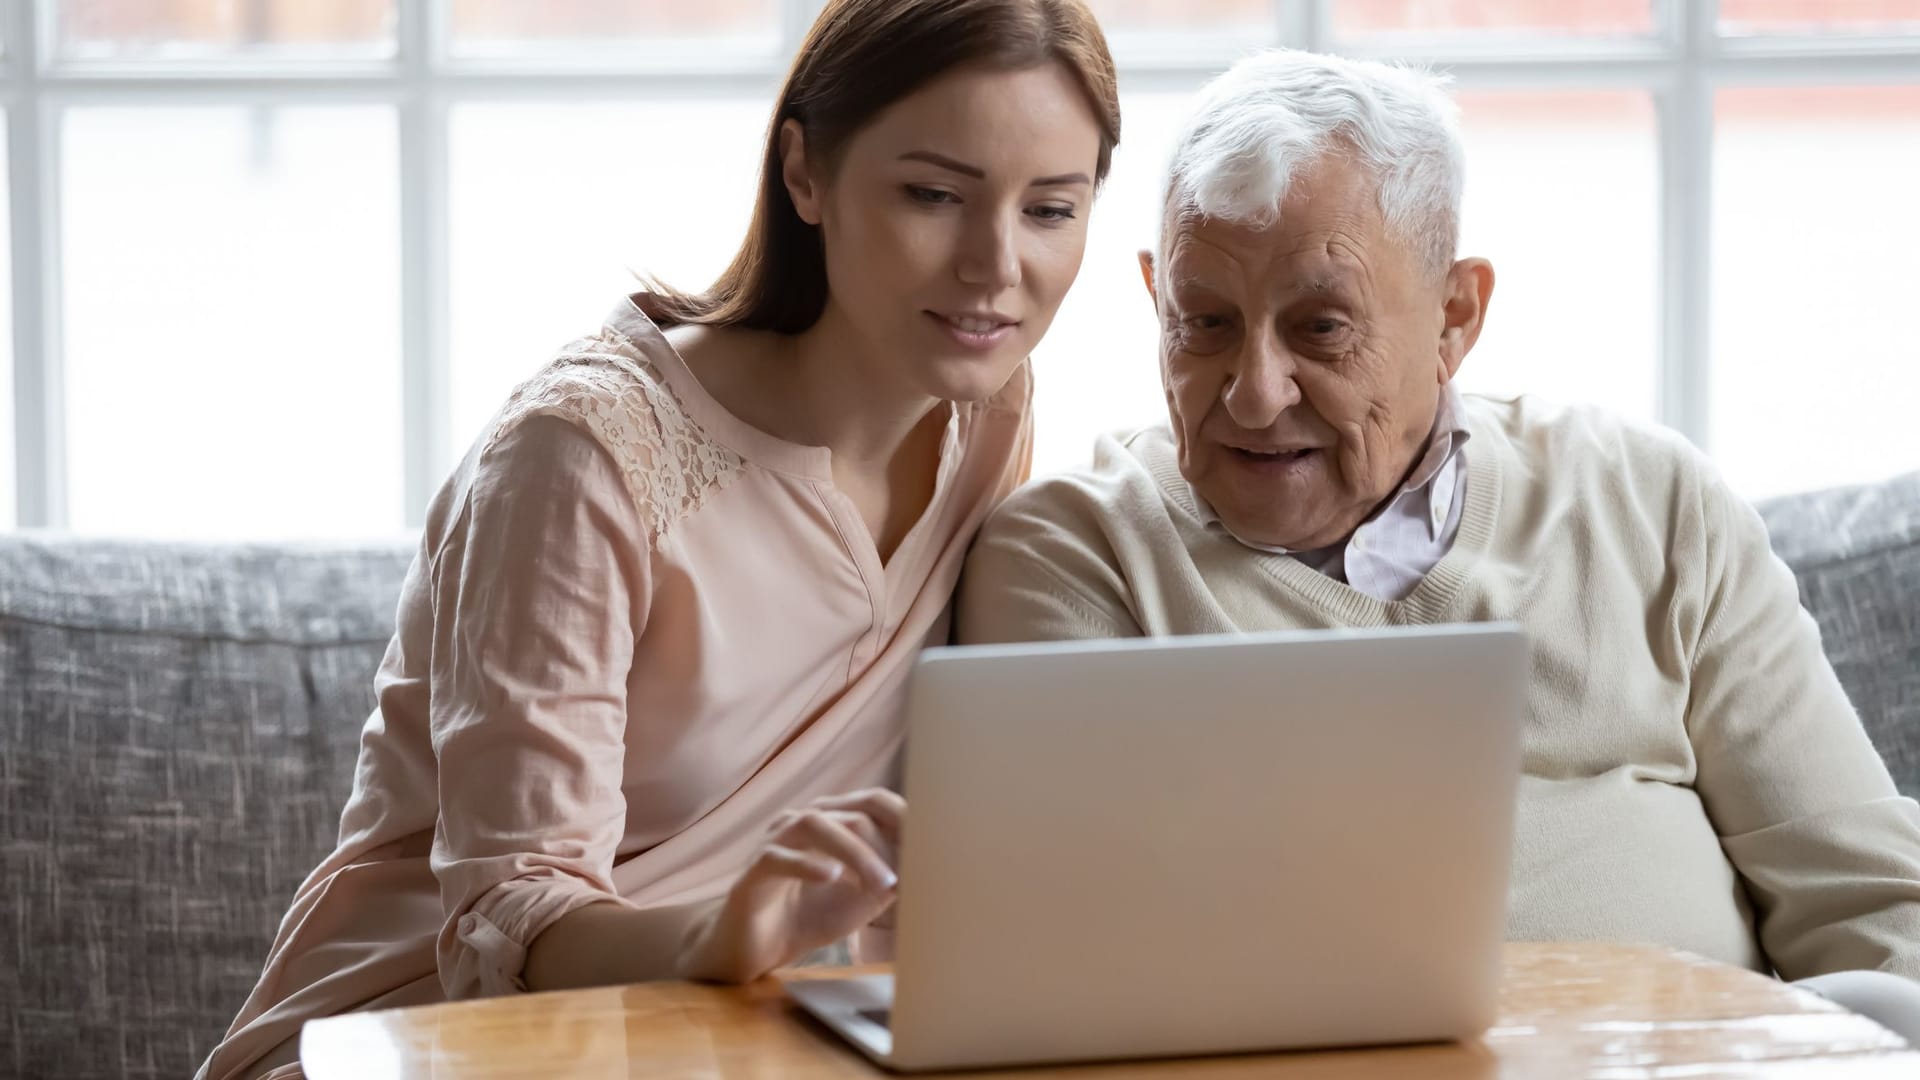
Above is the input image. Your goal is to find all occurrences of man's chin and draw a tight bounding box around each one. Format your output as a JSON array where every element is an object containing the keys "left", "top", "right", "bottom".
[
  {"left": 1233, "top": 526, "right": 1310, "bottom": 550},
  {"left": 1207, "top": 507, "right": 1314, "bottom": 551},
  {"left": 1197, "top": 480, "right": 1328, "bottom": 549}
]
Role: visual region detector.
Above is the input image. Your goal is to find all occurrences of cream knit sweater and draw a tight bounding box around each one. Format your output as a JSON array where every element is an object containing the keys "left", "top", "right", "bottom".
[{"left": 956, "top": 393, "right": 1920, "bottom": 979}]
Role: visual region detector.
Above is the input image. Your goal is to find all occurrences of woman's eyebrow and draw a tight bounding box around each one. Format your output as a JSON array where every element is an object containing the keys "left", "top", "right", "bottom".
[{"left": 898, "top": 150, "right": 1089, "bottom": 187}]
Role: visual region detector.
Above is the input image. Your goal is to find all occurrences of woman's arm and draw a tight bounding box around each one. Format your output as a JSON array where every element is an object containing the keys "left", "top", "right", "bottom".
[
  {"left": 528, "top": 788, "right": 906, "bottom": 987},
  {"left": 427, "top": 414, "right": 654, "bottom": 998},
  {"left": 523, "top": 898, "right": 715, "bottom": 990},
  {"left": 433, "top": 411, "right": 906, "bottom": 994}
]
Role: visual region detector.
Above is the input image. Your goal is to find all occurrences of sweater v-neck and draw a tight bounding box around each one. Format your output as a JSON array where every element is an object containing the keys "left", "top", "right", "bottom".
[{"left": 1141, "top": 417, "right": 1507, "bottom": 628}]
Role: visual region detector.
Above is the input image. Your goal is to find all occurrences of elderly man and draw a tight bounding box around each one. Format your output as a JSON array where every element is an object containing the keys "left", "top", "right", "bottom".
[{"left": 956, "top": 50, "right": 1920, "bottom": 1038}]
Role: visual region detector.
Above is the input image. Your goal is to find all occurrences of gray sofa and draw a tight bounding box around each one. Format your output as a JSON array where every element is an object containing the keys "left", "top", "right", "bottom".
[{"left": 5, "top": 472, "right": 1919, "bottom": 1079}]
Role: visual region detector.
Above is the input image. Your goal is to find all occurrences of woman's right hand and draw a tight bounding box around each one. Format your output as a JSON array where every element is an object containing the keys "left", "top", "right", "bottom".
[{"left": 677, "top": 788, "right": 904, "bottom": 983}]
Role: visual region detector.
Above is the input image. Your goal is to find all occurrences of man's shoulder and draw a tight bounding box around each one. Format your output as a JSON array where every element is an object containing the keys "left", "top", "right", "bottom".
[
  {"left": 985, "top": 423, "right": 1182, "bottom": 540},
  {"left": 1460, "top": 392, "right": 1736, "bottom": 546},
  {"left": 1462, "top": 392, "right": 1708, "bottom": 482},
  {"left": 958, "top": 428, "right": 1176, "bottom": 643}
]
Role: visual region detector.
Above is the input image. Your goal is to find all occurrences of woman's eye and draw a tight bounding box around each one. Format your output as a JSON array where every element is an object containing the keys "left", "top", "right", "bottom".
[
  {"left": 907, "top": 185, "right": 958, "bottom": 205},
  {"left": 1302, "top": 317, "right": 1348, "bottom": 338},
  {"left": 1186, "top": 314, "right": 1230, "bottom": 331},
  {"left": 1028, "top": 204, "right": 1077, "bottom": 223}
]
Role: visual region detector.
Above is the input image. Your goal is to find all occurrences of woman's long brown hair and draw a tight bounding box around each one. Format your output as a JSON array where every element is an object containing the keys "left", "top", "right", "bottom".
[{"left": 644, "top": 0, "right": 1120, "bottom": 334}]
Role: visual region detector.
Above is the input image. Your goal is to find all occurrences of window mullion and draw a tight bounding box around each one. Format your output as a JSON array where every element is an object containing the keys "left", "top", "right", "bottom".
[
  {"left": 1657, "top": 0, "right": 1715, "bottom": 449},
  {"left": 783, "top": 0, "right": 823, "bottom": 61},
  {"left": 1304, "top": 0, "right": 1331, "bottom": 52},
  {"left": 11, "top": 0, "right": 64, "bottom": 528},
  {"left": 399, "top": 0, "right": 450, "bottom": 527}
]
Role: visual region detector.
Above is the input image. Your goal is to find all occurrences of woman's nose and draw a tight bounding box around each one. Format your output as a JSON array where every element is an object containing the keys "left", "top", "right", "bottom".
[{"left": 956, "top": 211, "right": 1021, "bottom": 290}]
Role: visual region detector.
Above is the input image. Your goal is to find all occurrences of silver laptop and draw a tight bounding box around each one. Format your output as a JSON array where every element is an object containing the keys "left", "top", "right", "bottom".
[{"left": 785, "top": 624, "right": 1527, "bottom": 1072}]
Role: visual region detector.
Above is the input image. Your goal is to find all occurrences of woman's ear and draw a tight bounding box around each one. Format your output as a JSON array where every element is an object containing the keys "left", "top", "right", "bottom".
[{"left": 778, "top": 119, "right": 823, "bottom": 226}]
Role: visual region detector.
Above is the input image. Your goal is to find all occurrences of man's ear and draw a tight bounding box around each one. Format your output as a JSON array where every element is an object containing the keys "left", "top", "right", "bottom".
[
  {"left": 1439, "top": 257, "right": 1495, "bottom": 382},
  {"left": 778, "top": 118, "right": 823, "bottom": 226},
  {"left": 1138, "top": 249, "right": 1158, "bottom": 305}
]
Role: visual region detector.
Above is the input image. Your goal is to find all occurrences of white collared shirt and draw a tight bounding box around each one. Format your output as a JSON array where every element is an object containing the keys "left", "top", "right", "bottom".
[{"left": 1192, "top": 385, "right": 1472, "bottom": 602}]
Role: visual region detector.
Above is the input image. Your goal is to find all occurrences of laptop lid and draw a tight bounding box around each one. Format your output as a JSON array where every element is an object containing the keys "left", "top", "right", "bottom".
[{"left": 884, "top": 624, "right": 1527, "bottom": 1071}]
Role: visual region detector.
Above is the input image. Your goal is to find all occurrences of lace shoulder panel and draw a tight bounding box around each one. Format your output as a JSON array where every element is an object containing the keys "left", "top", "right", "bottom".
[{"left": 484, "top": 330, "right": 743, "bottom": 544}]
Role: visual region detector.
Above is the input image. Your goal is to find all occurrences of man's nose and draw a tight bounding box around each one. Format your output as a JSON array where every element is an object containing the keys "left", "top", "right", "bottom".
[{"left": 1221, "top": 329, "right": 1301, "bottom": 430}]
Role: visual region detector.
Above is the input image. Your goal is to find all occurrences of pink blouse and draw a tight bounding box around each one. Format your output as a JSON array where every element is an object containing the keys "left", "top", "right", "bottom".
[{"left": 199, "top": 295, "right": 1033, "bottom": 1080}]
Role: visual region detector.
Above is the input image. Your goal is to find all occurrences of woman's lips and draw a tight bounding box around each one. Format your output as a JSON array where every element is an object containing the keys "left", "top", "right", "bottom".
[{"left": 927, "top": 311, "right": 1017, "bottom": 351}]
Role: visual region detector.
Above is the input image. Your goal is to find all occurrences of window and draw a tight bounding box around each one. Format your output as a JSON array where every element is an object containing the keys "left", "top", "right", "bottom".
[
  {"left": 1087, "top": 0, "right": 1277, "bottom": 53},
  {"left": 1718, "top": 0, "right": 1920, "bottom": 36},
  {"left": 1333, "top": 0, "right": 1657, "bottom": 38},
  {"left": 50, "top": 0, "right": 397, "bottom": 62},
  {"left": 61, "top": 106, "right": 404, "bottom": 537},
  {"left": 1451, "top": 90, "right": 1660, "bottom": 421},
  {"left": 445, "top": 0, "right": 783, "bottom": 59},
  {"left": 6, "top": 0, "right": 1919, "bottom": 535},
  {"left": 1711, "top": 85, "right": 1920, "bottom": 497},
  {"left": 446, "top": 99, "right": 766, "bottom": 455}
]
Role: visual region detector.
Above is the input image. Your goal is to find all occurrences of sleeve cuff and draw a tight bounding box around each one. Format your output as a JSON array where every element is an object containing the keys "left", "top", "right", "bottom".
[{"left": 442, "top": 877, "right": 631, "bottom": 998}]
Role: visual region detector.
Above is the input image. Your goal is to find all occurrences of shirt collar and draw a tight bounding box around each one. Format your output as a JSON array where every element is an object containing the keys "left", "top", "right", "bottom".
[{"left": 1190, "top": 384, "right": 1472, "bottom": 555}]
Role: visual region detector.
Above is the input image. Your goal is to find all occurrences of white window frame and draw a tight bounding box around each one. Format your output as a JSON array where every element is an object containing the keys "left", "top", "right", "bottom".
[{"left": 6, "top": 0, "right": 1919, "bottom": 528}]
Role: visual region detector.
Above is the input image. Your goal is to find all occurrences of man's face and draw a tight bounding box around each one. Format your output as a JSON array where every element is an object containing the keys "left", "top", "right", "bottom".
[{"left": 1144, "top": 152, "right": 1492, "bottom": 550}]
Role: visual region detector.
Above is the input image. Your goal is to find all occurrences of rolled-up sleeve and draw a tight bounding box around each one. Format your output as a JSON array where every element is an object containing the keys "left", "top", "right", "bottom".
[
  {"left": 428, "top": 414, "right": 649, "bottom": 998},
  {"left": 1687, "top": 463, "right": 1920, "bottom": 980}
]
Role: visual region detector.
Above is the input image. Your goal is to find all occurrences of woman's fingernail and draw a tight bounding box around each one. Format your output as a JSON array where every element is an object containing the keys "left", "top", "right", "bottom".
[{"left": 882, "top": 870, "right": 899, "bottom": 890}]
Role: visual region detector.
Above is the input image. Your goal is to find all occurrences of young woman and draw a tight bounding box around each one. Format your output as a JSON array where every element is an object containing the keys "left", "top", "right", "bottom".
[{"left": 197, "top": 1, "right": 1119, "bottom": 1077}]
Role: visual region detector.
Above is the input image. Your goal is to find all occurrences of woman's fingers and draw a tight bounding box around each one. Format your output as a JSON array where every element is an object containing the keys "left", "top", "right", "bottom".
[
  {"left": 706, "top": 797, "right": 911, "bottom": 983},
  {"left": 812, "top": 789, "right": 905, "bottom": 843},
  {"left": 751, "top": 844, "right": 843, "bottom": 886},
  {"left": 822, "top": 809, "right": 896, "bottom": 869},
  {"left": 774, "top": 808, "right": 897, "bottom": 891}
]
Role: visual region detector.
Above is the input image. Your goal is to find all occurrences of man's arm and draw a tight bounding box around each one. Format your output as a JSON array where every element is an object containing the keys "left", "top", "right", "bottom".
[
  {"left": 955, "top": 488, "right": 1145, "bottom": 645},
  {"left": 1687, "top": 461, "right": 1920, "bottom": 980}
]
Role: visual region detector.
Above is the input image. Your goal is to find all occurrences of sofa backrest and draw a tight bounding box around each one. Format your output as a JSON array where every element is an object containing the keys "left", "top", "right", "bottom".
[
  {"left": 0, "top": 535, "right": 413, "bottom": 1080},
  {"left": 1759, "top": 470, "right": 1920, "bottom": 797}
]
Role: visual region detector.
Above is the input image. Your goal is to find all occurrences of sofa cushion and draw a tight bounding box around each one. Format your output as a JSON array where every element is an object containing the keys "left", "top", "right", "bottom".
[
  {"left": 0, "top": 534, "right": 414, "bottom": 1080},
  {"left": 1758, "top": 470, "right": 1920, "bottom": 798}
]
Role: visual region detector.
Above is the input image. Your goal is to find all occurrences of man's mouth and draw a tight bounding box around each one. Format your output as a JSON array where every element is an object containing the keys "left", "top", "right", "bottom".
[{"left": 1226, "top": 445, "right": 1320, "bottom": 464}]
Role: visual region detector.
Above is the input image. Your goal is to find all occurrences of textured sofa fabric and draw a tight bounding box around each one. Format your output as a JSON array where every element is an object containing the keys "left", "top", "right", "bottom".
[
  {"left": 1758, "top": 469, "right": 1920, "bottom": 797},
  {"left": 1, "top": 536, "right": 414, "bottom": 1079},
  {"left": 2, "top": 471, "right": 1918, "bottom": 1080}
]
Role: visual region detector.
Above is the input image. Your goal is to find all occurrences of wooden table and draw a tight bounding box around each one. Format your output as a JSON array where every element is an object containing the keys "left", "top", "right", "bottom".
[{"left": 301, "top": 943, "right": 1918, "bottom": 1078}]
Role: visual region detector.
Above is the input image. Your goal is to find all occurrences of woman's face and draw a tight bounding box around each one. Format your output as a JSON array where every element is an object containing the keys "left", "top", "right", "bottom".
[{"left": 782, "top": 61, "right": 1106, "bottom": 403}]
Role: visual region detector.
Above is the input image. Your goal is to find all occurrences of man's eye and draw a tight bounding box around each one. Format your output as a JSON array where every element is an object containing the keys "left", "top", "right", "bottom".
[
  {"left": 1302, "top": 317, "right": 1347, "bottom": 337},
  {"left": 1185, "top": 314, "right": 1231, "bottom": 331}
]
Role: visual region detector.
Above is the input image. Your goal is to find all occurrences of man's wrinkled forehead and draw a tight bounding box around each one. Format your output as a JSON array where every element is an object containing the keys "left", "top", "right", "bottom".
[{"left": 1162, "top": 208, "right": 1371, "bottom": 299}]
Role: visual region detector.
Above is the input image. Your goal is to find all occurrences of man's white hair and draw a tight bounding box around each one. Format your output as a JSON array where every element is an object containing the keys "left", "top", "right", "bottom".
[{"left": 1164, "top": 49, "right": 1465, "bottom": 276}]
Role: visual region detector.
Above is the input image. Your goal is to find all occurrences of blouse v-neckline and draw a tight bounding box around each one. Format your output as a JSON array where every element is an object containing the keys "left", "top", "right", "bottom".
[{"left": 605, "top": 296, "right": 965, "bottom": 581}]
